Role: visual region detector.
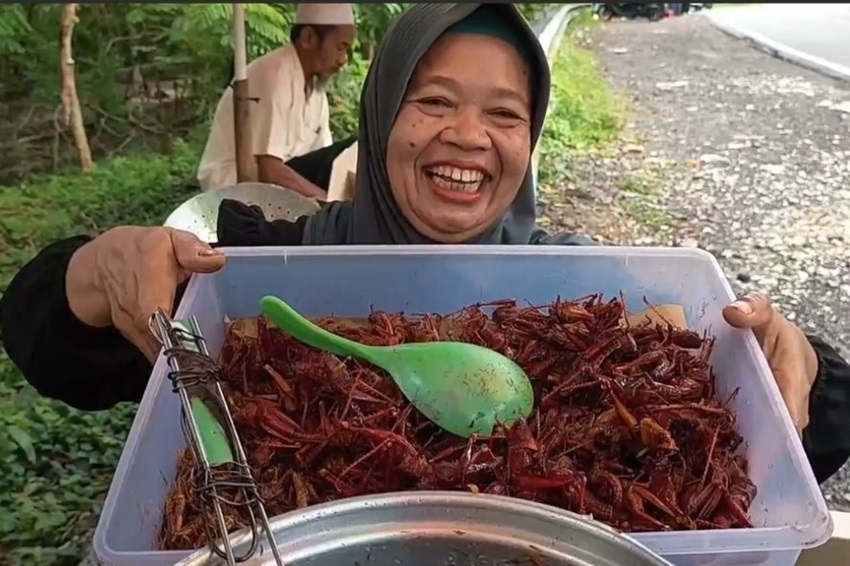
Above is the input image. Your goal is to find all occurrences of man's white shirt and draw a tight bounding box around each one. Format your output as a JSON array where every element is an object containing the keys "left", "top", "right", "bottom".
[{"left": 198, "top": 45, "right": 333, "bottom": 191}]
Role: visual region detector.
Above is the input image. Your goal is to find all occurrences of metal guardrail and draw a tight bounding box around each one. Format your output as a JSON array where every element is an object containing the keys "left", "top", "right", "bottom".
[{"left": 530, "top": 4, "right": 591, "bottom": 194}]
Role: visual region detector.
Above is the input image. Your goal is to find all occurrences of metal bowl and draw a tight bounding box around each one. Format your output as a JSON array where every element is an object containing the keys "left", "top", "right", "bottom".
[
  {"left": 163, "top": 182, "right": 321, "bottom": 243},
  {"left": 174, "top": 492, "right": 672, "bottom": 566}
]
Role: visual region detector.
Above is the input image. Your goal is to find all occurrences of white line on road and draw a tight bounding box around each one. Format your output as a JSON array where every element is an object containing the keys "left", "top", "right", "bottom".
[{"left": 705, "top": 11, "right": 850, "bottom": 82}]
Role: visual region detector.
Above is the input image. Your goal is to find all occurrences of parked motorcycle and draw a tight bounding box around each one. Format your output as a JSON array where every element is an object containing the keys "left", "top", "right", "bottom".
[
  {"left": 593, "top": 4, "right": 666, "bottom": 21},
  {"left": 593, "top": 3, "right": 712, "bottom": 21}
]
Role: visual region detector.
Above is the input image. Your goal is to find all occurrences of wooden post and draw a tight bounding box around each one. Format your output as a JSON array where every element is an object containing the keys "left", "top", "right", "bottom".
[
  {"left": 60, "top": 3, "right": 93, "bottom": 173},
  {"left": 232, "top": 4, "right": 254, "bottom": 183}
]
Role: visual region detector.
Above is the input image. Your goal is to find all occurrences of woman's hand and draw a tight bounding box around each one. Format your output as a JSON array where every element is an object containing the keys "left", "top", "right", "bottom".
[
  {"left": 66, "top": 227, "right": 226, "bottom": 362},
  {"left": 723, "top": 292, "right": 819, "bottom": 434}
]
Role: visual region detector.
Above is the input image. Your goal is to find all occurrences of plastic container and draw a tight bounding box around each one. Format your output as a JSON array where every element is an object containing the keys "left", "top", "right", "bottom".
[{"left": 93, "top": 246, "right": 832, "bottom": 566}]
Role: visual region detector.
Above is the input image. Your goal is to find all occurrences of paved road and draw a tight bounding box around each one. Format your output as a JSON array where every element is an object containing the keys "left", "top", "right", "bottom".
[{"left": 707, "top": 4, "right": 850, "bottom": 80}]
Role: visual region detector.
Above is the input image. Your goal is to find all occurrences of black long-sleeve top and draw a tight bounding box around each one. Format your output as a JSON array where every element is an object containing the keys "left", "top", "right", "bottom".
[{"left": 2, "top": 200, "right": 850, "bottom": 483}]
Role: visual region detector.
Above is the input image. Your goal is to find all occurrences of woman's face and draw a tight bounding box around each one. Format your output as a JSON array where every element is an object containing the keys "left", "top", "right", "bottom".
[{"left": 386, "top": 32, "right": 533, "bottom": 243}]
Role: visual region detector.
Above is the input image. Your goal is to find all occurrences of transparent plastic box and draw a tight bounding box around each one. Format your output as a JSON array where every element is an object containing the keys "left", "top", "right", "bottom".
[{"left": 93, "top": 246, "right": 832, "bottom": 566}]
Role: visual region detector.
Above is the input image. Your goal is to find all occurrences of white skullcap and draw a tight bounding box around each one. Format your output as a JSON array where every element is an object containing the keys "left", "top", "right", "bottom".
[{"left": 295, "top": 3, "right": 355, "bottom": 26}]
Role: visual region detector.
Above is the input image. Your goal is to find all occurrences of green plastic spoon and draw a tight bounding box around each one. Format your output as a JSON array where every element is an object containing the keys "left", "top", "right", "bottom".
[{"left": 260, "top": 295, "right": 534, "bottom": 438}]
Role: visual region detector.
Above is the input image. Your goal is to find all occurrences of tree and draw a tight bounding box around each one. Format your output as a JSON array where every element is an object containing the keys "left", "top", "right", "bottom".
[{"left": 60, "top": 3, "right": 93, "bottom": 173}]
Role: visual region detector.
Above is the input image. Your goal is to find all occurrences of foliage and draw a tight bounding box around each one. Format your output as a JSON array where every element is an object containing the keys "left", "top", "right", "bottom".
[
  {"left": 537, "top": 20, "right": 624, "bottom": 187},
  {"left": 354, "top": 3, "right": 408, "bottom": 57},
  {"left": 0, "top": 3, "right": 562, "bottom": 183},
  {"left": 0, "top": 3, "right": 392, "bottom": 183},
  {"left": 1, "top": 3, "right": 294, "bottom": 100},
  {"left": 0, "top": 2, "right": 562, "bottom": 113},
  {"left": 515, "top": 2, "right": 562, "bottom": 23},
  {"left": 327, "top": 53, "right": 371, "bottom": 141},
  {"left": 0, "top": 140, "right": 203, "bottom": 566}
]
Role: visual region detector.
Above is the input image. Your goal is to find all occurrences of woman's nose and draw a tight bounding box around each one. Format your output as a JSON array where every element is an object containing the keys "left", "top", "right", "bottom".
[{"left": 439, "top": 108, "right": 491, "bottom": 151}]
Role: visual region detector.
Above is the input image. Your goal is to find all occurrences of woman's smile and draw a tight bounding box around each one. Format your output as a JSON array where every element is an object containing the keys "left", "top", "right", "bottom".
[{"left": 424, "top": 163, "right": 488, "bottom": 204}]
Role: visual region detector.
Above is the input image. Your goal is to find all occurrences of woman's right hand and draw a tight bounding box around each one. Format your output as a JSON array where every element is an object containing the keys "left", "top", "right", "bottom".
[{"left": 66, "top": 226, "right": 226, "bottom": 361}]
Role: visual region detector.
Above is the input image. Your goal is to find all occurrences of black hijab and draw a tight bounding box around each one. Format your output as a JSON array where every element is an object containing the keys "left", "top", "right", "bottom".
[{"left": 302, "top": 3, "right": 558, "bottom": 245}]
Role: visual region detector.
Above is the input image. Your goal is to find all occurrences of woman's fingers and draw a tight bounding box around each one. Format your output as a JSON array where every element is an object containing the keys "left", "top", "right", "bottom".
[
  {"left": 169, "top": 229, "right": 226, "bottom": 276},
  {"left": 770, "top": 354, "right": 807, "bottom": 433},
  {"left": 129, "top": 234, "right": 202, "bottom": 362},
  {"left": 80, "top": 227, "right": 224, "bottom": 362},
  {"left": 133, "top": 281, "right": 179, "bottom": 361},
  {"left": 101, "top": 229, "right": 180, "bottom": 362},
  {"left": 109, "top": 266, "right": 173, "bottom": 363},
  {"left": 722, "top": 291, "right": 817, "bottom": 434},
  {"left": 125, "top": 230, "right": 224, "bottom": 362},
  {"left": 722, "top": 292, "right": 774, "bottom": 340}
]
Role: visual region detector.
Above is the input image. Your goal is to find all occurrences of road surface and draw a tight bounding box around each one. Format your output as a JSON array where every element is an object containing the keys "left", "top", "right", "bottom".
[{"left": 706, "top": 4, "right": 850, "bottom": 80}]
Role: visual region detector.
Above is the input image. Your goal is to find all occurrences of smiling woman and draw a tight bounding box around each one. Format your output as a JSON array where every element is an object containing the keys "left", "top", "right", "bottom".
[
  {"left": 298, "top": 2, "right": 574, "bottom": 246},
  {"left": 2, "top": 3, "right": 850, "bottom": 495},
  {"left": 387, "top": 27, "right": 534, "bottom": 243}
]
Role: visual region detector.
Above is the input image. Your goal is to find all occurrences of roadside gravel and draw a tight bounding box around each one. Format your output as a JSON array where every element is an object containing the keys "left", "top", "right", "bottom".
[{"left": 545, "top": 14, "right": 850, "bottom": 507}]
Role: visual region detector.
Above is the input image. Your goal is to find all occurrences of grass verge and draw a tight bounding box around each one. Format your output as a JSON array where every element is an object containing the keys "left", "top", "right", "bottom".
[
  {"left": 618, "top": 170, "right": 677, "bottom": 231},
  {"left": 536, "top": 17, "right": 679, "bottom": 240},
  {"left": 537, "top": 19, "right": 624, "bottom": 188},
  {"left": 0, "top": 141, "right": 202, "bottom": 566}
]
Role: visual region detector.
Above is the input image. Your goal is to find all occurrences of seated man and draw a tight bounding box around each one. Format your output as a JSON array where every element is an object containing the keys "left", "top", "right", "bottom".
[{"left": 198, "top": 3, "right": 358, "bottom": 199}]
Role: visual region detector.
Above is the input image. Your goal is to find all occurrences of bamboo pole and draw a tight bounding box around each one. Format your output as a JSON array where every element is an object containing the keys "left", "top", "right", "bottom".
[{"left": 232, "top": 4, "right": 254, "bottom": 183}]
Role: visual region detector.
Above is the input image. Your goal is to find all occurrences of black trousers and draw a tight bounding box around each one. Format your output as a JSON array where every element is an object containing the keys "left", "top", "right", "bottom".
[{"left": 285, "top": 136, "right": 358, "bottom": 191}]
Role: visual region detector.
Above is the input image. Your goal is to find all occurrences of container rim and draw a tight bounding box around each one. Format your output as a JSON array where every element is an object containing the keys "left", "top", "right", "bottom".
[
  {"left": 205, "top": 244, "right": 831, "bottom": 548},
  {"left": 172, "top": 491, "right": 672, "bottom": 566},
  {"left": 215, "top": 244, "right": 721, "bottom": 262},
  {"left": 94, "top": 245, "right": 833, "bottom": 561}
]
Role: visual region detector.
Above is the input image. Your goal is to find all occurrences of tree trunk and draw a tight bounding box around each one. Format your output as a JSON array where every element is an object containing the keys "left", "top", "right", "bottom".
[{"left": 60, "top": 3, "right": 93, "bottom": 173}]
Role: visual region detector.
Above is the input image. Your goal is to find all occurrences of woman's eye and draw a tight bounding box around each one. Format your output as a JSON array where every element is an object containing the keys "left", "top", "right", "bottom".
[
  {"left": 418, "top": 97, "right": 452, "bottom": 108},
  {"left": 491, "top": 109, "right": 523, "bottom": 120}
]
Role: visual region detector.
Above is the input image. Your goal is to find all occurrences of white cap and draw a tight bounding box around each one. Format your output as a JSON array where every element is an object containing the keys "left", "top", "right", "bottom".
[{"left": 295, "top": 3, "right": 355, "bottom": 26}]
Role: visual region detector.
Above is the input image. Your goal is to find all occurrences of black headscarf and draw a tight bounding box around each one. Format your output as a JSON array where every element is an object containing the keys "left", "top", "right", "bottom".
[{"left": 302, "top": 3, "right": 568, "bottom": 245}]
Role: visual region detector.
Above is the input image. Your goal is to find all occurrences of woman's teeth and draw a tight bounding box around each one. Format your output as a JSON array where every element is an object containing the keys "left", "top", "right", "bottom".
[{"left": 426, "top": 166, "right": 484, "bottom": 193}]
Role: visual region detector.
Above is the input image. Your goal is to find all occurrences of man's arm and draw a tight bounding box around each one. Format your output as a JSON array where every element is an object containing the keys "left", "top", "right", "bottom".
[
  {"left": 267, "top": 95, "right": 332, "bottom": 199},
  {"left": 251, "top": 66, "right": 327, "bottom": 199},
  {"left": 256, "top": 156, "right": 327, "bottom": 199}
]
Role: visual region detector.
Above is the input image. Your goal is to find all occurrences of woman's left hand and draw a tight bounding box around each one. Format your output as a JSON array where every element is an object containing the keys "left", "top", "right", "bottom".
[{"left": 723, "top": 292, "right": 819, "bottom": 434}]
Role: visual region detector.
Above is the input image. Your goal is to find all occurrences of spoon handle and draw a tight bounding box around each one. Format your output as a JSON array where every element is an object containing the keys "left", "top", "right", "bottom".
[{"left": 260, "top": 296, "right": 373, "bottom": 361}]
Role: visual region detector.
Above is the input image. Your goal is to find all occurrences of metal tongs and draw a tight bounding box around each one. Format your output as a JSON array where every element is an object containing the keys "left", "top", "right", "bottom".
[{"left": 149, "top": 309, "right": 283, "bottom": 565}]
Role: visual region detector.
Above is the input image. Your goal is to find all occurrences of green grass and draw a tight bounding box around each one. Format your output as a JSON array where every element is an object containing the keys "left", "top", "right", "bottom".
[
  {"left": 537, "top": 24, "right": 624, "bottom": 187},
  {"left": 618, "top": 172, "right": 676, "bottom": 230},
  {"left": 535, "top": 20, "right": 677, "bottom": 234},
  {"left": 0, "top": 140, "right": 203, "bottom": 565}
]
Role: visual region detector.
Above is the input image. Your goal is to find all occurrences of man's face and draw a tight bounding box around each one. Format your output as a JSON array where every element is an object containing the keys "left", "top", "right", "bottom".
[{"left": 306, "top": 24, "right": 356, "bottom": 83}]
